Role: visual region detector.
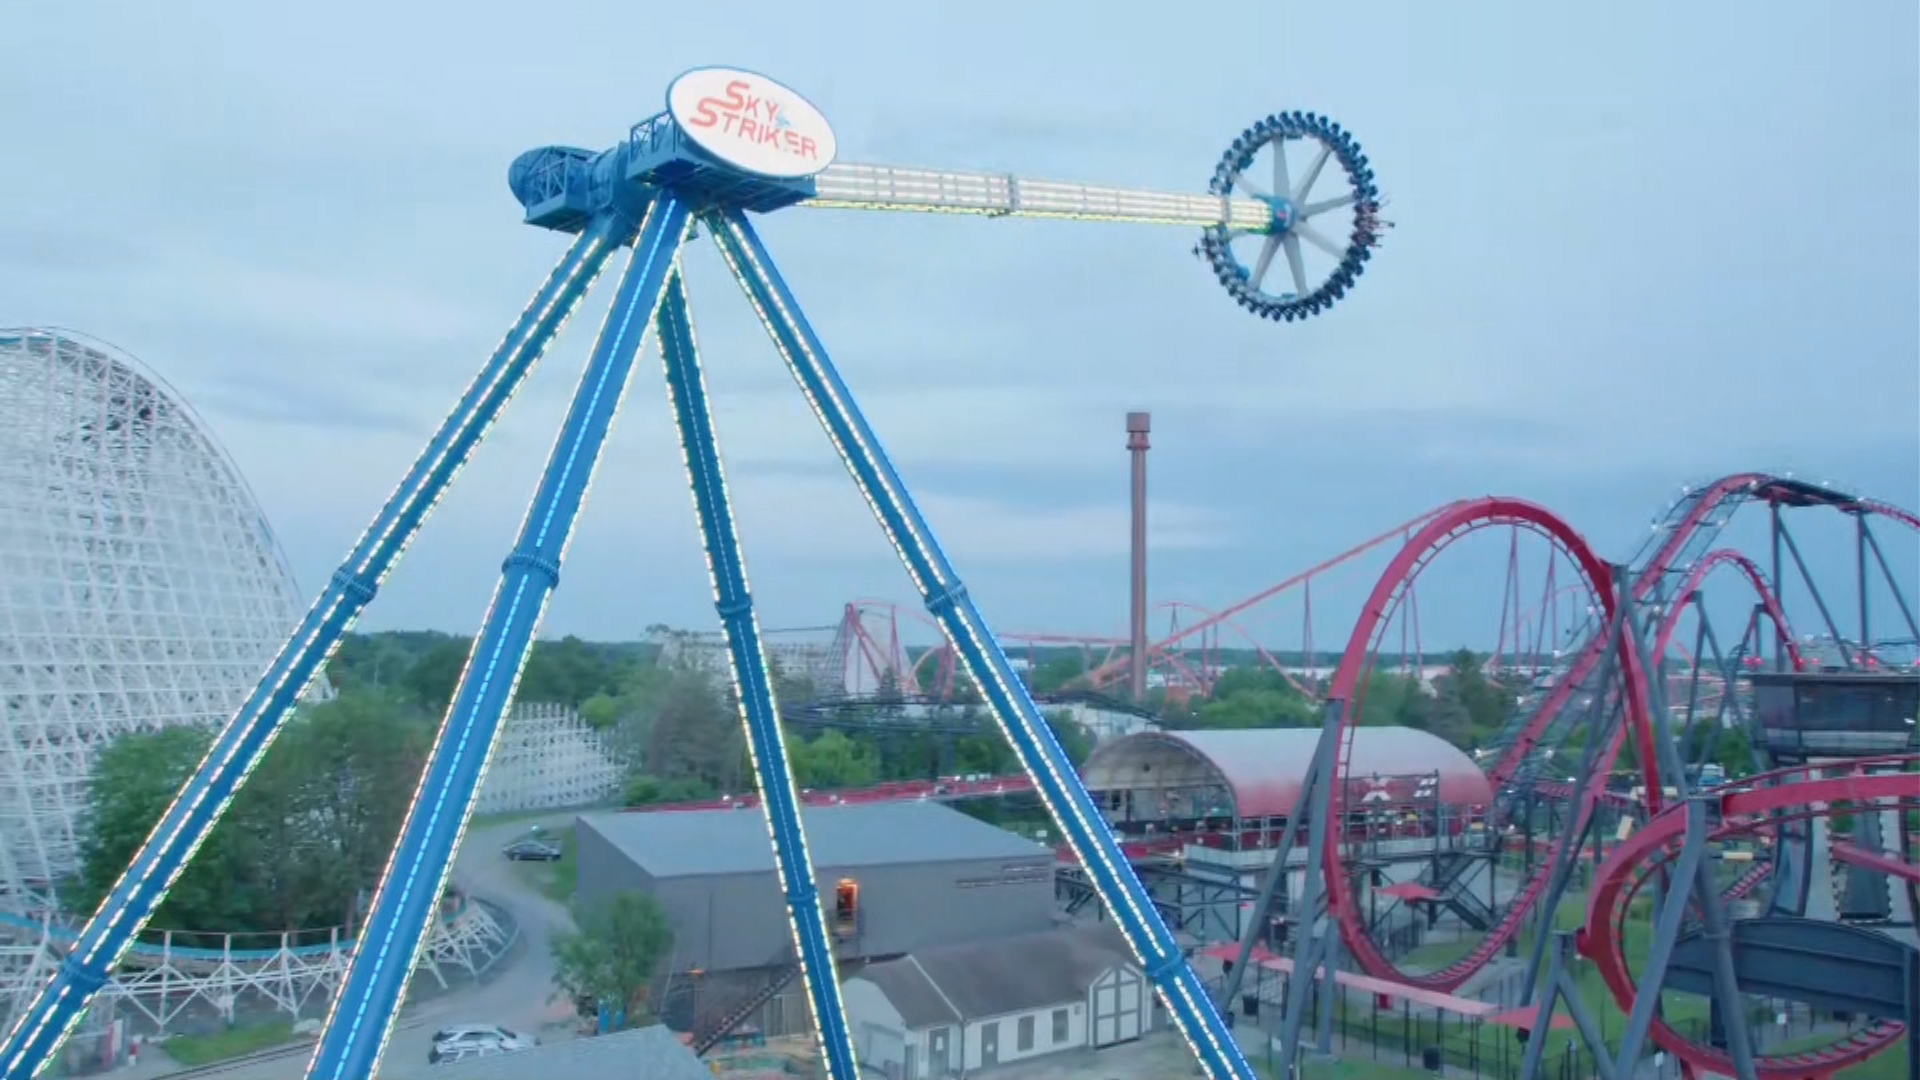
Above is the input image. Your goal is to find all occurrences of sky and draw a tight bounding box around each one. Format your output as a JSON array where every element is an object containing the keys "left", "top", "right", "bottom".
[{"left": 2, "top": 1, "right": 1916, "bottom": 651}]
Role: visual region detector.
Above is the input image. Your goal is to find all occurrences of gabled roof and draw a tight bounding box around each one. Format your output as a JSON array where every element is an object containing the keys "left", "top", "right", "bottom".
[
  {"left": 856, "top": 956, "right": 961, "bottom": 1028},
  {"left": 856, "top": 923, "right": 1136, "bottom": 1028}
]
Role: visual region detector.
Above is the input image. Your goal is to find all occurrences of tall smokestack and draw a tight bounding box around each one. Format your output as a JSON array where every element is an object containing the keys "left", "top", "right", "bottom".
[{"left": 1127, "top": 412, "right": 1151, "bottom": 703}]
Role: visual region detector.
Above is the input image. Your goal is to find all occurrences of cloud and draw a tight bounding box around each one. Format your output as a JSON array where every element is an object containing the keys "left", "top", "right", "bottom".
[{"left": 2, "top": 0, "right": 1913, "bottom": 641}]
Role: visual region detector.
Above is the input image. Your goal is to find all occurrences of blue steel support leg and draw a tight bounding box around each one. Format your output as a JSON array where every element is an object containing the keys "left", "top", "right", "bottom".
[
  {"left": 708, "top": 208, "right": 1255, "bottom": 1080},
  {"left": 653, "top": 271, "right": 860, "bottom": 1080},
  {"left": 304, "top": 194, "right": 689, "bottom": 1080},
  {"left": 0, "top": 215, "right": 629, "bottom": 1080}
]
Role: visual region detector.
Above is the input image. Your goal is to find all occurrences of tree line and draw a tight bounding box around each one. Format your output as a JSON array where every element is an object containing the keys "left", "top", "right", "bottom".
[
  {"left": 72, "top": 631, "right": 1092, "bottom": 934},
  {"left": 75, "top": 629, "right": 1749, "bottom": 936}
]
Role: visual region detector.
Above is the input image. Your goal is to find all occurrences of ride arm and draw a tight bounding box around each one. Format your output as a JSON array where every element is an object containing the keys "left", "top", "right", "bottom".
[{"left": 805, "top": 163, "right": 1274, "bottom": 230}]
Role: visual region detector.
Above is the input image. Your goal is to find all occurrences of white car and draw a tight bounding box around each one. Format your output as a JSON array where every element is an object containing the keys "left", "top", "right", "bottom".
[{"left": 428, "top": 1024, "right": 536, "bottom": 1064}]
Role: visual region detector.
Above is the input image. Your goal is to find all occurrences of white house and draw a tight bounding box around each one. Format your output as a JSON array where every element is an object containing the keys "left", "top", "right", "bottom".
[{"left": 842, "top": 923, "right": 1152, "bottom": 1077}]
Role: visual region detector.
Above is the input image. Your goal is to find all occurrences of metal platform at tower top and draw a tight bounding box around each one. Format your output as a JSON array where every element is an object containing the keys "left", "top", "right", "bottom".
[{"left": 1751, "top": 671, "right": 1920, "bottom": 760}]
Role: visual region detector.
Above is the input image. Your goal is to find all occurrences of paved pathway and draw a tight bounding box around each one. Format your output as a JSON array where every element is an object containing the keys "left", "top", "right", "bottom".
[{"left": 110, "top": 810, "right": 587, "bottom": 1079}]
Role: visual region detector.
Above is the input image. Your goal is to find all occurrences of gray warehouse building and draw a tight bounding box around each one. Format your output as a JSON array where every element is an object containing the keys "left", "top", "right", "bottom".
[{"left": 576, "top": 801, "right": 1057, "bottom": 974}]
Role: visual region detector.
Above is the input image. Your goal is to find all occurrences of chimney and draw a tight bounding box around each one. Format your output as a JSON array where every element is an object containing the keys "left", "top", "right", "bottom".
[{"left": 1126, "top": 412, "right": 1151, "bottom": 702}]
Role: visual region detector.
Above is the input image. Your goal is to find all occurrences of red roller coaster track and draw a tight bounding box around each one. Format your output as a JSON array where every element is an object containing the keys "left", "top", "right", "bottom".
[
  {"left": 1321, "top": 496, "right": 1657, "bottom": 990},
  {"left": 805, "top": 472, "right": 1918, "bottom": 1076},
  {"left": 1582, "top": 757, "right": 1919, "bottom": 1080}
]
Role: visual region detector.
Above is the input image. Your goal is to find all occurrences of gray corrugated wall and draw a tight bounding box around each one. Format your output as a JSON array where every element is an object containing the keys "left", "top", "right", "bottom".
[
  {"left": 575, "top": 817, "right": 1058, "bottom": 973},
  {"left": 657, "top": 858, "right": 1057, "bottom": 972},
  {"left": 574, "top": 814, "right": 657, "bottom": 912}
]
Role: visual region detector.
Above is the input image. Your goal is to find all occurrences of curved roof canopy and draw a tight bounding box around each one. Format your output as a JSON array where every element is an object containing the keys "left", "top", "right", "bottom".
[{"left": 1082, "top": 727, "right": 1493, "bottom": 820}]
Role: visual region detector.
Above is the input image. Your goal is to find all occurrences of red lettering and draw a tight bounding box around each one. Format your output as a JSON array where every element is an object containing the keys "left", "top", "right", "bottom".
[{"left": 683, "top": 80, "right": 824, "bottom": 165}]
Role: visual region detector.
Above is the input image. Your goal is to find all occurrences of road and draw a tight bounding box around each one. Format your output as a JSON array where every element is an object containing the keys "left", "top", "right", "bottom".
[{"left": 128, "top": 811, "right": 584, "bottom": 1079}]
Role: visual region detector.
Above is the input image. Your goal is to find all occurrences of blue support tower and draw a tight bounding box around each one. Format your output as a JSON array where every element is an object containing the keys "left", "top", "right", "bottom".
[
  {"left": 0, "top": 214, "right": 628, "bottom": 1080},
  {"left": 707, "top": 208, "right": 1255, "bottom": 1080},
  {"left": 654, "top": 271, "right": 859, "bottom": 1080},
  {"left": 6, "top": 72, "right": 1343, "bottom": 1080},
  {"left": 304, "top": 195, "right": 689, "bottom": 1080}
]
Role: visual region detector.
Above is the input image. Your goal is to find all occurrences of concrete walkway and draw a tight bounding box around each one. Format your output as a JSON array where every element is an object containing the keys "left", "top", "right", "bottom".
[{"left": 101, "top": 810, "right": 588, "bottom": 1079}]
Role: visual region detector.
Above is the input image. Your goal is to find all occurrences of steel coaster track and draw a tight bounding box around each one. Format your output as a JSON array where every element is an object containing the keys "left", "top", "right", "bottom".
[{"left": 1584, "top": 757, "right": 1919, "bottom": 1079}]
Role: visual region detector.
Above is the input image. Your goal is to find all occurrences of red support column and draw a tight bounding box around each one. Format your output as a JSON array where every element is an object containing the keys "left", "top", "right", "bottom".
[{"left": 1127, "top": 412, "right": 1151, "bottom": 703}]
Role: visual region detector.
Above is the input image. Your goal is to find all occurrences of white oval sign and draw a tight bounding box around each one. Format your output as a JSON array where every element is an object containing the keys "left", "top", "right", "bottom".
[{"left": 667, "top": 68, "right": 837, "bottom": 180}]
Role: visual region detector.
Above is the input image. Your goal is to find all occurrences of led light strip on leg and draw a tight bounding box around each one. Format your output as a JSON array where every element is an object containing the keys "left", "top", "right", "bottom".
[
  {"left": 655, "top": 268, "right": 861, "bottom": 1080},
  {"left": 0, "top": 214, "right": 631, "bottom": 1080},
  {"left": 305, "top": 195, "right": 688, "bottom": 1080},
  {"left": 708, "top": 209, "right": 1254, "bottom": 1080}
]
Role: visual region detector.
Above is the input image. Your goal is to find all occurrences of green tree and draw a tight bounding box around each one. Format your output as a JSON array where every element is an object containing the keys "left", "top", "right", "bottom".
[
  {"left": 938, "top": 709, "right": 1013, "bottom": 776},
  {"left": 790, "top": 731, "right": 879, "bottom": 788},
  {"left": 620, "top": 774, "right": 717, "bottom": 808},
  {"left": 1355, "top": 672, "right": 1424, "bottom": 727},
  {"left": 768, "top": 657, "right": 817, "bottom": 708},
  {"left": 71, "top": 726, "right": 260, "bottom": 930},
  {"left": 1028, "top": 655, "right": 1088, "bottom": 695},
  {"left": 72, "top": 689, "right": 432, "bottom": 932},
  {"left": 251, "top": 690, "right": 433, "bottom": 928},
  {"left": 1432, "top": 648, "right": 1517, "bottom": 739},
  {"left": 645, "top": 666, "right": 743, "bottom": 790},
  {"left": 1045, "top": 711, "right": 1095, "bottom": 766},
  {"left": 402, "top": 637, "right": 471, "bottom": 713},
  {"left": 551, "top": 891, "right": 674, "bottom": 1024},
  {"left": 1193, "top": 688, "right": 1316, "bottom": 729},
  {"left": 579, "top": 693, "right": 623, "bottom": 732},
  {"left": 520, "top": 635, "right": 626, "bottom": 708}
]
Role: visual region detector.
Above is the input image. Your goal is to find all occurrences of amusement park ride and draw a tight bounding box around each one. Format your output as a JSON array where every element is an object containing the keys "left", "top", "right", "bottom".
[
  {"left": 3, "top": 68, "right": 1916, "bottom": 1080},
  {"left": 0, "top": 69, "right": 1383, "bottom": 1080}
]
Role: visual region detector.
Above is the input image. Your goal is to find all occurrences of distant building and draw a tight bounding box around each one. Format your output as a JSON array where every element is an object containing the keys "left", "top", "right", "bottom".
[
  {"left": 577, "top": 802, "right": 1056, "bottom": 972},
  {"left": 648, "top": 624, "right": 846, "bottom": 693},
  {"left": 576, "top": 801, "right": 1059, "bottom": 1042},
  {"left": 1082, "top": 727, "right": 1494, "bottom": 945},
  {"left": 843, "top": 923, "right": 1151, "bottom": 1077}
]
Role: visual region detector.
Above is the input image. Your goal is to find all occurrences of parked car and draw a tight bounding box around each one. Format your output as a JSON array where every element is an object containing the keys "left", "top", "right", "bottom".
[
  {"left": 502, "top": 838, "right": 562, "bottom": 862},
  {"left": 428, "top": 1024, "right": 536, "bottom": 1064}
]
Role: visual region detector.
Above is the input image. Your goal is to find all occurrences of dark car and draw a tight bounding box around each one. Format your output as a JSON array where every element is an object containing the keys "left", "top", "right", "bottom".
[{"left": 502, "top": 838, "right": 562, "bottom": 862}]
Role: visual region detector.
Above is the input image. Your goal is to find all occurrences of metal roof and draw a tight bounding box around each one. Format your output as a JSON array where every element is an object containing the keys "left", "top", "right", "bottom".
[
  {"left": 381, "top": 1025, "right": 707, "bottom": 1080},
  {"left": 1081, "top": 727, "right": 1493, "bottom": 820},
  {"left": 855, "top": 956, "right": 960, "bottom": 1028},
  {"left": 580, "top": 800, "right": 1051, "bottom": 879},
  {"left": 854, "top": 923, "right": 1135, "bottom": 1028}
]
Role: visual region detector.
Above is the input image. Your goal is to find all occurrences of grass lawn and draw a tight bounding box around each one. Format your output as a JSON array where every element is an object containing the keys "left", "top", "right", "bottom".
[
  {"left": 1250, "top": 1055, "right": 1440, "bottom": 1080},
  {"left": 471, "top": 805, "right": 600, "bottom": 829},
  {"left": 163, "top": 1019, "right": 301, "bottom": 1065},
  {"left": 1764, "top": 1032, "right": 1910, "bottom": 1080},
  {"left": 509, "top": 824, "right": 577, "bottom": 903}
]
